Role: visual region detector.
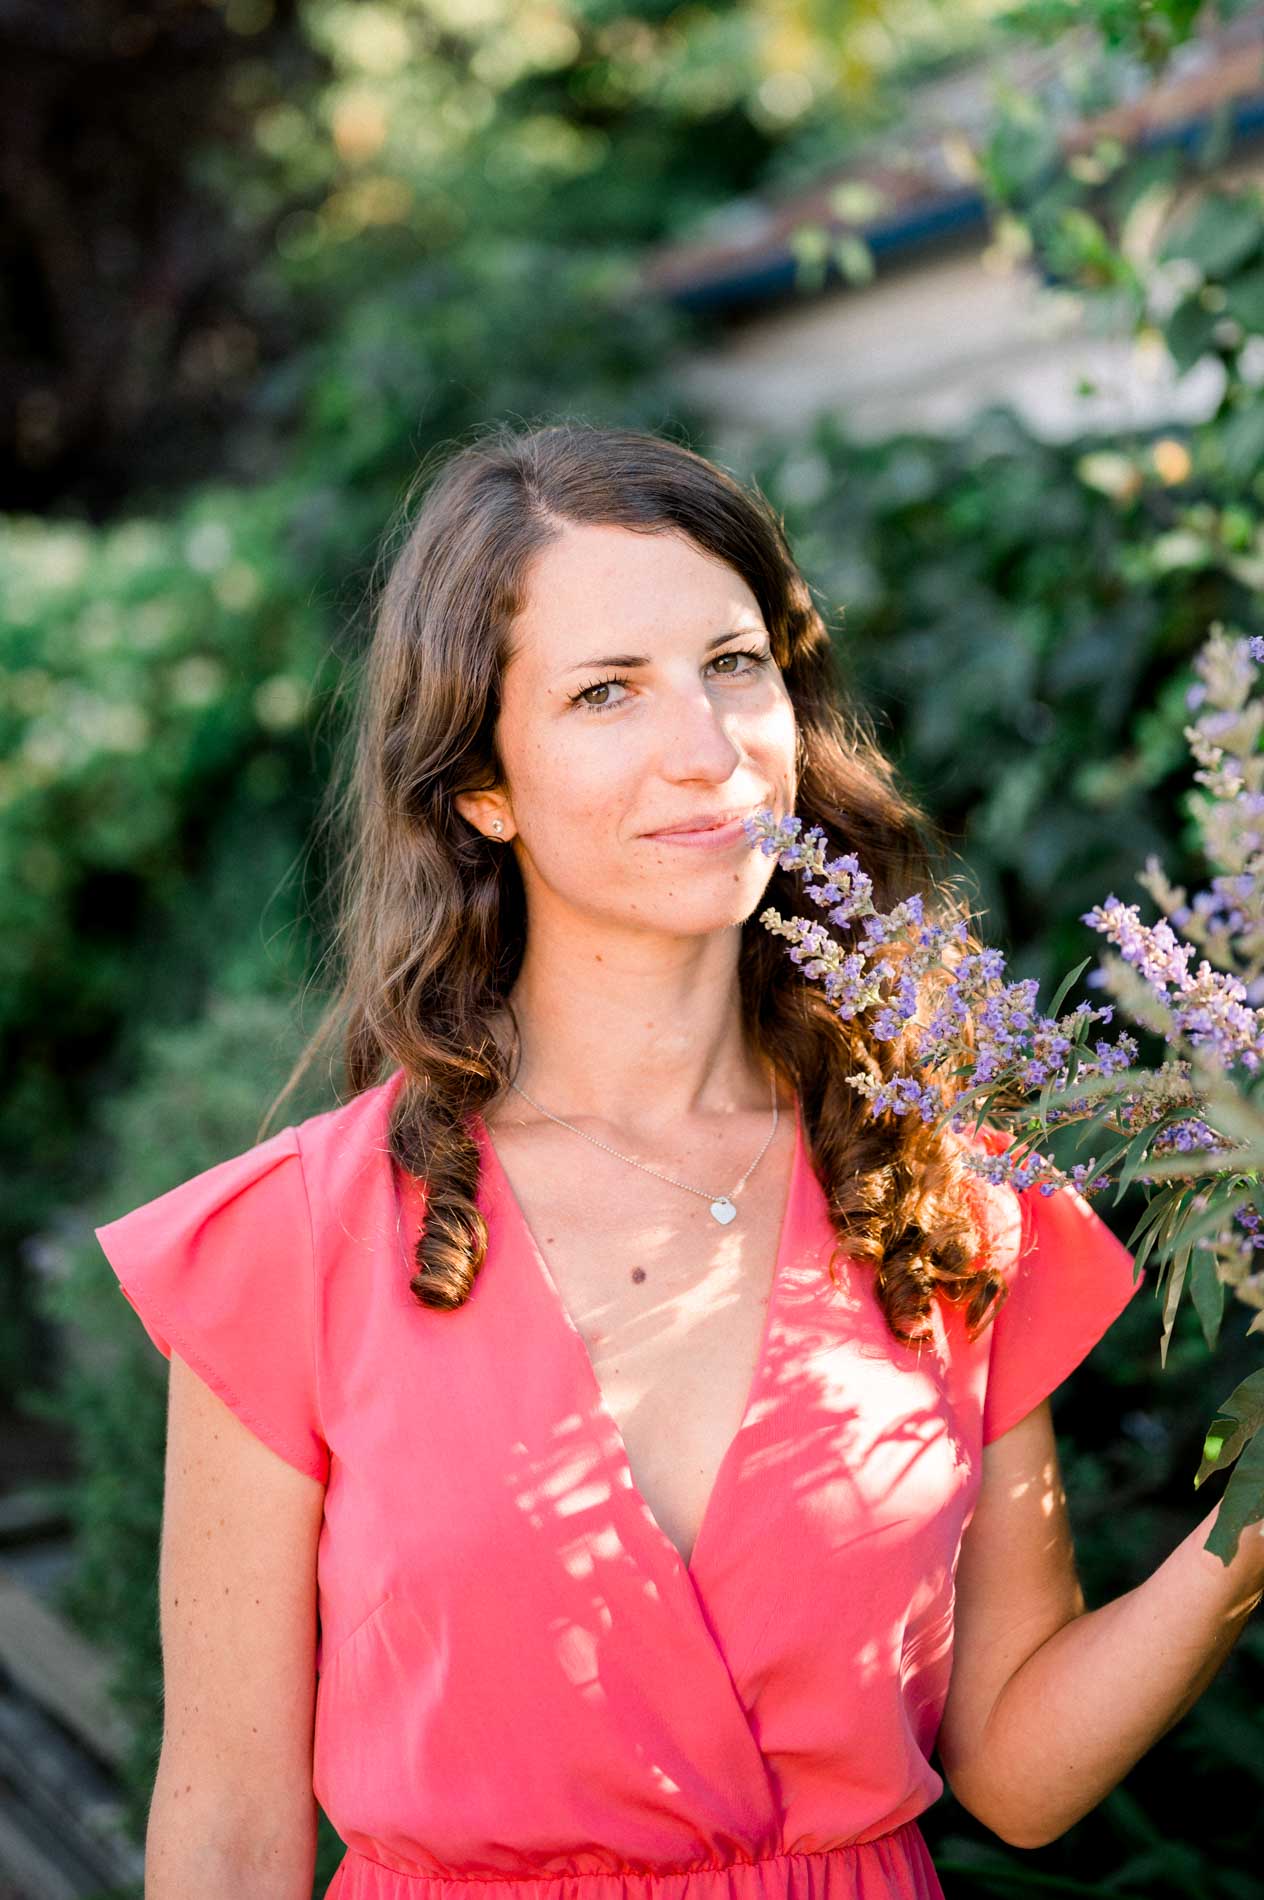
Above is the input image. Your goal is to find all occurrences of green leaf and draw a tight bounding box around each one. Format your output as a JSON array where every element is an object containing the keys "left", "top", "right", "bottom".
[
  {"left": 1163, "top": 291, "right": 1222, "bottom": 374},
  {"left": 1224, "top": 264, "right": 1264, "bottom": 334},
  {"left": 1195, "top": 1369, "right": 1264, "bottom": 1486},
  {"left": 1158, "top": 187, "right": 1263, "bottom": 279},
  {"left": 1200, "top": 1416, "right": 1264, "bottom": 1568},
  {"left": 1125, "top": 1193, "right": 1170, "bottom": 1284},
  {"left": 1163, "top": 1178, "right": 1257, "bottom": 1251},
  {"left": 1218, "top": 400, "right": 1264, "bottom": 488},
  {"left": 1159, "top": 1237, "right": 1190, "bottom": 1369},
  {"left": 1188, "top": 1242, "right": 1227, "bottom": 1351},
  {"left": 1124, "top": 1182, "right": 1183, "bottom": 1254}
]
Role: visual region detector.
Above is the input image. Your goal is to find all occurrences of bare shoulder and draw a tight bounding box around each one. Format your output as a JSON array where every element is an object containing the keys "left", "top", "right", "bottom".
[{"left": 149, "top": 1351, "right": 324, "bottom": 1869}]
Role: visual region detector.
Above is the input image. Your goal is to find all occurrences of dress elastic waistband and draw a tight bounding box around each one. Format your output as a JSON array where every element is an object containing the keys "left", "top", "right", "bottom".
[{"left": 327, "top": 1825, "right": 943, "bottom": 1900}]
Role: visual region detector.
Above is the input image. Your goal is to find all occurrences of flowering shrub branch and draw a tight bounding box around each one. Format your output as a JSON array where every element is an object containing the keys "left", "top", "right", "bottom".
[{"left": 744, "top": 622, "right": 1264, "bottom": 1565}]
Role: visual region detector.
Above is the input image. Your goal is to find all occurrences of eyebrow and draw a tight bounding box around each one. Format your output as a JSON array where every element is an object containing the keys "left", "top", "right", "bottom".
[{"left": 558, "top": 627, "right": 769, "bottom": 677}]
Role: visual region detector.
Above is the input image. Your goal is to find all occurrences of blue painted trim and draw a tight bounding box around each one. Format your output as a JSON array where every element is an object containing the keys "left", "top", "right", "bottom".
[{"left": 660, "top": 87, "right": 1264, "bottom": 313}]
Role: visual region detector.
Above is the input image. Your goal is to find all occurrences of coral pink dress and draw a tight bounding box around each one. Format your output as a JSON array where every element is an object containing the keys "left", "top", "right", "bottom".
[{"left": 95, "top": 1068, "right": 1145, "bottom": 1900}]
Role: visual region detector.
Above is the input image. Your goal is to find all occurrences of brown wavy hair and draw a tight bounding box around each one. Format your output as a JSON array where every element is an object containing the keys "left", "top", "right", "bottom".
[{"left": 269, "top": 418, "right": 1014, "bottom": 1347}]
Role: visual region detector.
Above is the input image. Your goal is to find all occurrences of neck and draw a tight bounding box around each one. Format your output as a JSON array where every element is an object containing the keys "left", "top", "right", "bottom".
[{"left": 489, "top": 941, "right": 771, "bottom": 1134}]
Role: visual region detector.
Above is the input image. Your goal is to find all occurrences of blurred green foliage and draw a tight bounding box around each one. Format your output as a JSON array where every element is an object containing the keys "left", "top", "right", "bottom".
[
  {"left": 5, "top": 0, "right": 1010, "bottom": 1388},
  {"left": 4, "top": 0, "right": 1263, "bottom": 1895}
]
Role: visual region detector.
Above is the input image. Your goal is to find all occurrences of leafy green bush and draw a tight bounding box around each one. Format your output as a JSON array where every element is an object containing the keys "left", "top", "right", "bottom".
[{"left": 13, "top": 0, "right": 1264, "bottom": 1892}]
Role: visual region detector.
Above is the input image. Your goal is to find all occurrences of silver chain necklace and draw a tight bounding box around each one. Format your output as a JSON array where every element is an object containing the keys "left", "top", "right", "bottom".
[{"left": 504, "top": 1070, "right": 780, "bottom": 1225}]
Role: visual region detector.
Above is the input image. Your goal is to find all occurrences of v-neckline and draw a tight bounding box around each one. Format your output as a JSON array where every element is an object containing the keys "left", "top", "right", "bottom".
[{"left": 472, "top": 1095, "right": 803, "bottom": 1588}]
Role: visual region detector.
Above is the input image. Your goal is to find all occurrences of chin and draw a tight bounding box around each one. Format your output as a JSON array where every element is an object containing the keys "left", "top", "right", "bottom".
[{"left": 643, "top": 891, "right": 763, "bottom": 936}]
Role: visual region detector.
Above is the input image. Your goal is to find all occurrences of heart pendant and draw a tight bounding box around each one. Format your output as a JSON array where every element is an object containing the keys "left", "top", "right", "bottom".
[{"left": 709, "top": 1197, "right": 737, "bottom": 1224}]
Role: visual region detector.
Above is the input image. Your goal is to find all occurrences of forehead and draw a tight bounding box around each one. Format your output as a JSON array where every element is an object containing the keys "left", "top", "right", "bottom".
[{"left": 509, "top": 523, "right": 763, "bottom": 667}]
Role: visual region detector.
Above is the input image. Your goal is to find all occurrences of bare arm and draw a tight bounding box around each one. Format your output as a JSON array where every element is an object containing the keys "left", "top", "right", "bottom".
[
  {"left": 971, "top": 1498, "right": 1264, "bottom": 1849},
  {"left": 939, "top": 1394, "right": 1264, "bottom": 1850},
  {"left": 144, "top": 1351, "right": 326, "bottom": 1897}
]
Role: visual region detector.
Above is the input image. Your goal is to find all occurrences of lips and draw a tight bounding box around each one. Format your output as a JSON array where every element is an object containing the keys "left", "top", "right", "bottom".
[{"left": 644, "top": 805, "right": 754, "bottom": 838}]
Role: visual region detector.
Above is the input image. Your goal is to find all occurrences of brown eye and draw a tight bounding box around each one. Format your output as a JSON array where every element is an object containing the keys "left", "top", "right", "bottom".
[{"left": 568, "top": 646, "right": 770, "bottom": 714}]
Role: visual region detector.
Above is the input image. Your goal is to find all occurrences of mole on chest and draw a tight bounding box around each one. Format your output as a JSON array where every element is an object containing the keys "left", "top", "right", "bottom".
[{"left": 481, "top": 1111, "right": 799, "bottom": 1570}]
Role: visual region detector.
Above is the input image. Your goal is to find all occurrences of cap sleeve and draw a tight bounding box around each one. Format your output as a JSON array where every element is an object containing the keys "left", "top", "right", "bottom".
[
  {"left": 94, "top": 1124, "right": 329, "bottom": 1484},
  {"left": 965, "top": 1125, "right": 1147, "bottom": 1447}
]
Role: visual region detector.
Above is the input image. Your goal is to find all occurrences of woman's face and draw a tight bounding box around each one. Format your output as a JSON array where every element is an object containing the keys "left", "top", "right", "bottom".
[{"left": 459, "top": 522, "right": 799, "bottom": 943}]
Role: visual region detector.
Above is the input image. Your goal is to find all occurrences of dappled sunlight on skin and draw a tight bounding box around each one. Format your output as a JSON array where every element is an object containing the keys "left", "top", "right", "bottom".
[
  {"left": 476, "top": 1088, "right": 802, "bottom": 1575},
  {"left": 563, "top": 1220, "right": 750, "bottom": 1408},
  {"left": 1033, "top": 1460, "right": 1064, "bottom": 1518}
]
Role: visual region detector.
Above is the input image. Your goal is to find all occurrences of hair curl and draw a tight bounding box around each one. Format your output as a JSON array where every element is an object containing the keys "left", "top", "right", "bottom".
[{"left": 269, "top": 419, "right": 1013, "bottom": 1348}]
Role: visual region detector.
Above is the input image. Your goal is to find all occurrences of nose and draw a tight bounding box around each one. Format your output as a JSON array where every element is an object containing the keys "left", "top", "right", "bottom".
[{"left": 657, "top": 678, "right": 745, "bottom": 783}]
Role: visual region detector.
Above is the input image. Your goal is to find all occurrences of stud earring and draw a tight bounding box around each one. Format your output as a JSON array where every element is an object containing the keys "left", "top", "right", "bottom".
[{"left": 491, "top": 819, "right": 504, "bottom": 834}]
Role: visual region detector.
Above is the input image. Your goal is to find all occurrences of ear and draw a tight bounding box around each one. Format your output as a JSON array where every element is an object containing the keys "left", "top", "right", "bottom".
[{"left": 454, "top": 790, "right": 514, "bottom": 840}]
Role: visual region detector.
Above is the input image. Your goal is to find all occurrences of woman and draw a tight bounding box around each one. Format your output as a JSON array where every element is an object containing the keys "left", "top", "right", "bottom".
[{"left": 97, "top": 421, "right": 1164, "bottom": 1899}]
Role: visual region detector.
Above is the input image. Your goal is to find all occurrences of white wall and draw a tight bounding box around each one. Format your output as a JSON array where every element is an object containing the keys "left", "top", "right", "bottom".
[{"left": 670, "top": 151, "right": 1264, "bottom": 451}]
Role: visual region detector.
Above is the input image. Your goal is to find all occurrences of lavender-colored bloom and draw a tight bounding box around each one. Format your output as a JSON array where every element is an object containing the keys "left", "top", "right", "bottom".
[
  {"left": 743, "top": 805, "right": 1136, "bottom": 1196},
  {"left": 1081, "top": 894, "right": 1264, "bottom": 1071},
  {"left": 745, "top": 624, "right": 1264, "bottom": 1266}
]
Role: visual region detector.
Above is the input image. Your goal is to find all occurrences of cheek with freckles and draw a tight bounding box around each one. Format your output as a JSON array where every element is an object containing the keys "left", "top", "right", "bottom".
[
  {"left": 513, "top": 736, "right": 632, "bottom": 857},
  {"left": 503, "top": 759, "right": 632, "bottom": 915},
  {"left": 504, "top": 688, "right": 798, "bottom": 914}
]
